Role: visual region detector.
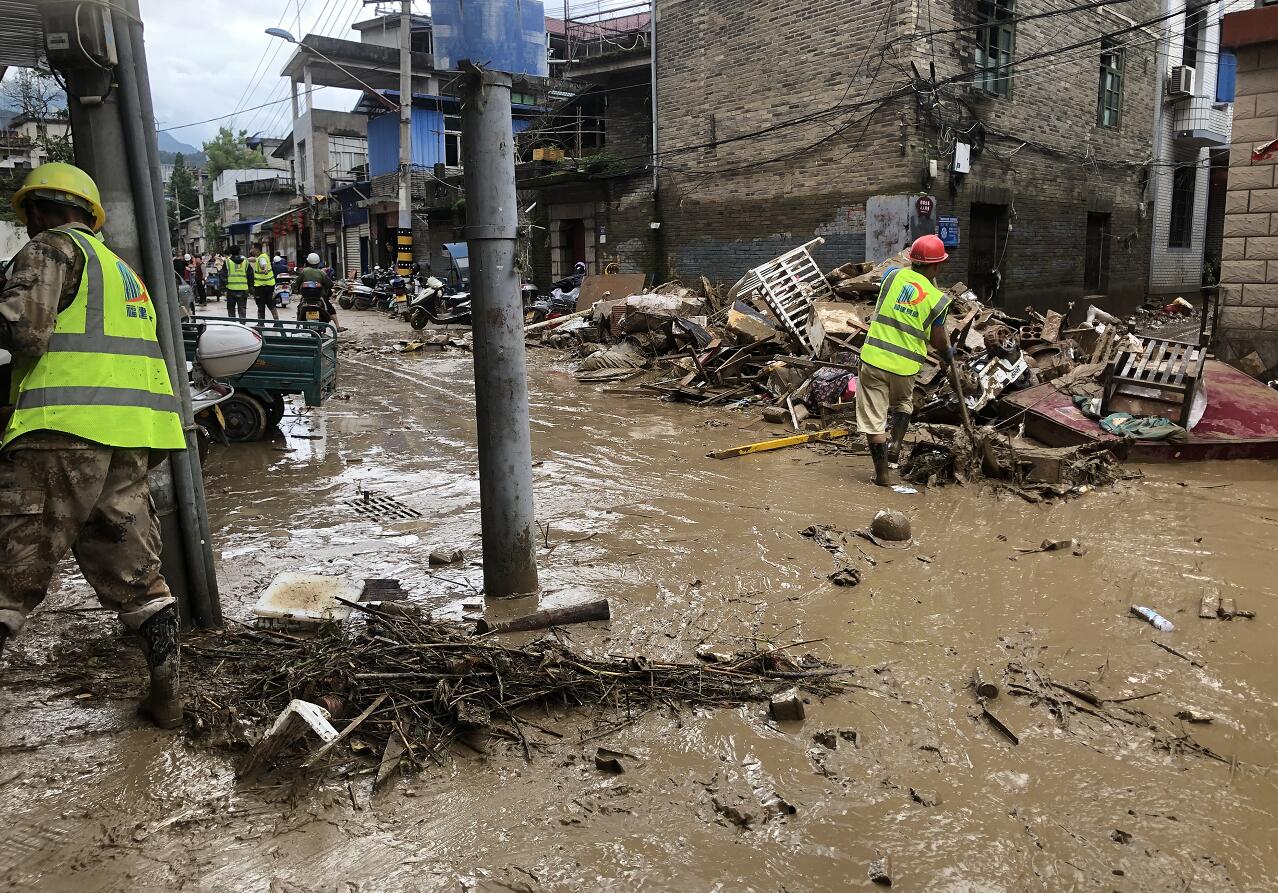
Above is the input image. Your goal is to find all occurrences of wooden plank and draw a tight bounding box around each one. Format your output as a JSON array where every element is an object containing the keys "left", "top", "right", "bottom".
[{"left": 708, "top": 427, "right": 853, "bottom": 460}]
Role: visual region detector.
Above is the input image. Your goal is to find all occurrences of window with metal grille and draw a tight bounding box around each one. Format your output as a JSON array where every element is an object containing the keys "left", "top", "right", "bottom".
[
  {"left": 1098, "top": 39, "right": 1123, "bottom": 129},
  {"left": 975, "top": 0, "right": 1016, "bottom": 98},
  {"left": 1169, "top": 165, "right": 1196, "bottom": 249}
]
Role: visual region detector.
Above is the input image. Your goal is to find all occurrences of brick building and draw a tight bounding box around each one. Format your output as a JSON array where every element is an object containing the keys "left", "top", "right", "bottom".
[
  {"left": 652, "top": 0, "right": 1167, "bottom": 311},
  {"left": 1217, "top": 3, "right": 1278, "bottom": 373}
]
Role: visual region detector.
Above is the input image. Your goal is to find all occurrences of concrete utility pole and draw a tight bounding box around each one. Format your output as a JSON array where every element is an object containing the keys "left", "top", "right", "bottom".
[
  {"left": 460, "top": 65, "right": 539, "bottom": 598},
  {"left": 396, "top": 0, "right": 413, "bottom": 274}
]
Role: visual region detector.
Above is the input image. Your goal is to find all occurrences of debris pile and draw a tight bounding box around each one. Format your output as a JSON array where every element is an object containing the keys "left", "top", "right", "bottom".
[
  {"left": 902, "top": 424, "right": 1135, "bottom": 501},
  {"left": 185, "top": 607, "right": 848, "bottom": 778}
]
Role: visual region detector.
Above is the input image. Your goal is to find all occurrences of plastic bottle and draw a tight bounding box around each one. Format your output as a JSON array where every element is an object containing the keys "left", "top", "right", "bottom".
[{"left": 1131, "top": 605, "right": 1174, "bottom": 632}]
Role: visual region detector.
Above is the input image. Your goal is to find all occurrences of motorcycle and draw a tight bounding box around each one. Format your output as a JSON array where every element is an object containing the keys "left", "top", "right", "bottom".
[
  {"left": 273, "top": 284, "right": 291, "bottom": 308},
  {"left": 407, "top": 274, "right": 473, "bottom": 329},
  {"left": 296, "top": 280, "right": 333, "bottom": 324},
  {"left": 529, "top": 269, "right": 585, "bottom": 324},
  {"left": 188, "top": 321, "right": 263, "bottom": 461}
]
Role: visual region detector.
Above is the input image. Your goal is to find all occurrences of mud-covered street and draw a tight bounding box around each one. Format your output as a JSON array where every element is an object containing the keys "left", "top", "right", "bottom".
[{"left": 2, "top": 311, "right": 1277, "bottom": 892}]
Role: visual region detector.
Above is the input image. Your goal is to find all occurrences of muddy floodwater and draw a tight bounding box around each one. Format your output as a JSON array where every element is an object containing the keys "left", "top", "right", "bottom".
[{"left": 2, "top": 311, "right": 1277, "bottom": 892}]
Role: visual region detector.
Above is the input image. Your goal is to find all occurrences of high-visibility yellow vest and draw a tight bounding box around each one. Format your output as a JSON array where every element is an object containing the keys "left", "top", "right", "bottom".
[
  {"left": 253, "top": 256, "right": 275, "bottom": 288},
  {"left": 4, "top": 226, "right": 186, "bottom": 450},
  {"left": 225, "top": 258, "right": 249, "bottom": 291},
  {"left": 859, "top": 267, "right": 951, "bottom": 377}
]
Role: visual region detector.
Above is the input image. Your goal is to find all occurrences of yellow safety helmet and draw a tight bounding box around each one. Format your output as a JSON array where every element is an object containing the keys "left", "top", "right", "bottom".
[{"left": 11, "top": 162, "right": 107, "bottom": 232}]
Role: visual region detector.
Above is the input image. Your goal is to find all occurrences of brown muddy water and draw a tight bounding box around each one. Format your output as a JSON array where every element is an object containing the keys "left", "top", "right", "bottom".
[{"left": 2, "top": 311, "right": 1277, "bottom": 892}]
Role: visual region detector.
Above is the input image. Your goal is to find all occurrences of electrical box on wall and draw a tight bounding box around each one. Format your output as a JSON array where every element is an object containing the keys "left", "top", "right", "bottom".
[
  {"left": 43, "top": 2, "right": 118, "bottom": 68},
  {"left": 954, "top": 142, "right": 971, "bottom": 174}
]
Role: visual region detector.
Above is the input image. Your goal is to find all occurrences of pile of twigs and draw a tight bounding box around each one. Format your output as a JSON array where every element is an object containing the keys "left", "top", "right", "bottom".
[{"left": 184, "top": 606, "right": 848, "bottom": 774}]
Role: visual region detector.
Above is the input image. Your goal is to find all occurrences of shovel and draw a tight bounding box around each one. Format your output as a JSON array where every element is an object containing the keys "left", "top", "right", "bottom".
[{"left": 947, "top": 361, "right": 1003, "bottom": 477}]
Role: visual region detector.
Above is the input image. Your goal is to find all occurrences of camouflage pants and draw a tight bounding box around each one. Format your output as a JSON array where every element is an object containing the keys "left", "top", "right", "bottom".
[{"left": 0, "top": 434, "right": 174, "bottom": 636}]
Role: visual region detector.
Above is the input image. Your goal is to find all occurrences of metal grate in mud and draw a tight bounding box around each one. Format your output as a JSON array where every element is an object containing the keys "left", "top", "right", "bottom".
[{"left": 345, "top": 490, "right": 423, "bottom": 521}]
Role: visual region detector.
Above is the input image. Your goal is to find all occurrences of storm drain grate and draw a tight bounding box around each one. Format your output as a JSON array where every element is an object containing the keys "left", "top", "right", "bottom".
[{"left": 345, "top": 490, "right": 423, "bottom": 521}]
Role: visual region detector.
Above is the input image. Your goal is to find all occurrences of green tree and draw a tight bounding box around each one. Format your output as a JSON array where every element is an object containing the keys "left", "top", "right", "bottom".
[
  {"left": 200, "top": 126, "right": 268, "bottom": 242},
  {"left": 166, "top": 152, "right": 200, "bottom": 236}
]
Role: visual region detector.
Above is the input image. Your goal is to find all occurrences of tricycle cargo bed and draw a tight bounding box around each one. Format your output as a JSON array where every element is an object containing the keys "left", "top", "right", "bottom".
[{"left": 183, "top": 316, "right": 338, "bottom": 407}]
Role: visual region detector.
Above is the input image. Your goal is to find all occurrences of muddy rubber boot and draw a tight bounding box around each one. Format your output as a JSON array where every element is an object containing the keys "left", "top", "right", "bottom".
[
  {"left": 885, "top": 411, "right": 912, "bottom": 465},
  {"left": 137, "top": 607, "right": 183, "bottom": 730},
  {"left": 869, "top": 441, "right": 891, "bottom": 487}
]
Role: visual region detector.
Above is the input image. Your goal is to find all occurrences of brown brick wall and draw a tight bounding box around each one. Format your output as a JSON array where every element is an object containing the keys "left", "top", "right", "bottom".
[{"left": 652, "top": 0, "right": 1158, "bottom": 309}]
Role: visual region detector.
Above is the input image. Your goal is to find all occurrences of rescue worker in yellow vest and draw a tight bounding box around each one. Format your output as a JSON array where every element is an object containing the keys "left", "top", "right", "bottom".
[
  {"left": 0, "top": 163, "right": 187, "bottom": 729},
  {"left": 856, "top": 234, "right": 956, "bottom": 487},
  {"left": 250, "top": 248, "right": 278, "bottom": 321},
  {"left": 223, "top": 247, "right": 250, "bottom": 320}
]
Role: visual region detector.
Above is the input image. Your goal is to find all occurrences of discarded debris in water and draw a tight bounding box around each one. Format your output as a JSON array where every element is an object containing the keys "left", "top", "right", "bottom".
[{"left": 185, "top": 606, "right": 847, "bottom": 778}]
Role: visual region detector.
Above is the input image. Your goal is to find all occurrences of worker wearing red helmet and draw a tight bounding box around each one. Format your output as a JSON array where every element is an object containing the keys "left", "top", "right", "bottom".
[{"left": 856, "top": 233, "right": 956, "bottom": 486}]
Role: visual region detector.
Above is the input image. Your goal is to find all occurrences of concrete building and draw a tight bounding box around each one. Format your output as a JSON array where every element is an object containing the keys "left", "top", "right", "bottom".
[
  {"left": 0, "top": 112, "right": 70, "bottom": 170},
  {"left": 518, "top": 10, "right": 657, "bottom": 285},
  {"left": 1147, "top": 1, "right": 1252, "bottom": 300},
  {"left": 651, "top": 0, "right": 1171, "bottom": 312},
  {"left": 1217, "top": 2, "right": 1278, "bottom": 374}
]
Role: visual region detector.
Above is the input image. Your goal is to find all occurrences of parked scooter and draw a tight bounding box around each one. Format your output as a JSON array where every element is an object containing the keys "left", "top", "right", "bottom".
[
  {"left": 529, "top": 262, "right": 586, "bottom": 324},
  {"left": 407, "top": 270, "right": 472, "bottom": 329},
  {"left": 188, "top": 321, "right": 263, "bottom": 461}
]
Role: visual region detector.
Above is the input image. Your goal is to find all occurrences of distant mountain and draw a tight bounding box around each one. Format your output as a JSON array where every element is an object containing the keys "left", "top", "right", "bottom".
[
  {"left": 159, "top": 148, "right": 208, "bottom": 166},
  {"left": 157, "top": 131, "right": 200, "bottom": 155}
]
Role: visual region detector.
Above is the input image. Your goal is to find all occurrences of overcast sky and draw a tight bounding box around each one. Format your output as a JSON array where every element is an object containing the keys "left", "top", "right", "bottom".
[{"left": 93, "top": 0, "right": 642, "bottom": 150}]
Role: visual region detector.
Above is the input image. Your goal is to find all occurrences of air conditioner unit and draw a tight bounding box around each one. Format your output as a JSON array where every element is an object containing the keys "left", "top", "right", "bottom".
[{"left": 1169, "top": 65, "right": 1196, "bottom": 97}]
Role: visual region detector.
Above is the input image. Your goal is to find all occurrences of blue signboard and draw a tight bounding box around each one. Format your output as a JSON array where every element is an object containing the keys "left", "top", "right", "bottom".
[
  {"left": 432, "top": 0, "right": 549, "bottom": 78},
  {"left": 938, "top": 215, "right": 960, "bottom": 248}
]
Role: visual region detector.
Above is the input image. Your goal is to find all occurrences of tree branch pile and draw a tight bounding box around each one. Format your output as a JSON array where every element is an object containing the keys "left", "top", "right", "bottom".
[{"left": 183, "top": 608, "right": 849, "bottom": 776}]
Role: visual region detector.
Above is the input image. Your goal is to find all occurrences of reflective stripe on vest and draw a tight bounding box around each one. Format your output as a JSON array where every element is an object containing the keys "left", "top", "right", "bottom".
[
  {"left": 253, "top": 258, "right": 275, "bottom": 288},
  {"left": 2, "top": 227, "right": 187, "bottom": 450},
  {"left": 860, "top": 267, "right": 950, "bottom": 377},
  {"left": 225, "top": 258, "right": 249, "bottom": 290}
]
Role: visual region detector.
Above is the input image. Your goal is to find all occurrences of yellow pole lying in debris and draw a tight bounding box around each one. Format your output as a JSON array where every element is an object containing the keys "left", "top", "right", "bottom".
[{"left": 708, "top": 427, "right": 854, "bottom": 460}]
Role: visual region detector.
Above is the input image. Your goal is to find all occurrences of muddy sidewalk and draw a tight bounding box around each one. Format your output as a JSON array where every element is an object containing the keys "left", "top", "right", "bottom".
[{"left": 1, "top": 310, "right": 1276, "bottom": 892}]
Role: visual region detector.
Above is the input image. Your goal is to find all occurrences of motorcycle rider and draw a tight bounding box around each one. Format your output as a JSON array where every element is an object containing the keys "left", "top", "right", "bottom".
[{"left": 293, "top": 252, "right": 344, "bottom": 331}]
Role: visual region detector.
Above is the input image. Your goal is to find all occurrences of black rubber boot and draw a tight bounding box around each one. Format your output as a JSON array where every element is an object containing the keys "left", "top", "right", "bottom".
[
  {"left": 886, "top": 411, "right": 912, "bottom": 465},
  {"left": 869, "top": 441, "right": 891, "bottom": 487},
  {"left": 137, "top": 606, "right": 183, "bottom": 730}
]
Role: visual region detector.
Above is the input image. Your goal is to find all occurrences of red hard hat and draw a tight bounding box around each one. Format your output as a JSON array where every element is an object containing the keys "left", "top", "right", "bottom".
[{"left": 908, "top": 234, "right": 949, "bottom": 264}]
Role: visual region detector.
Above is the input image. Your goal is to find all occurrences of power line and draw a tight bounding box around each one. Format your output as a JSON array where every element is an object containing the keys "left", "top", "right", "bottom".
[{"left": 157, "top": 87, "right": 327, "bottom": 132}]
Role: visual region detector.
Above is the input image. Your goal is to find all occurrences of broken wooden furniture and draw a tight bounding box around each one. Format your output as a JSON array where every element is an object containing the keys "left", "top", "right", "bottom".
[
  {"left": 726, "top": 237, "right": 833, "bottom": 356},
  {"left": 1100, "top": 337, "right": 1207, "bottom": 428}
]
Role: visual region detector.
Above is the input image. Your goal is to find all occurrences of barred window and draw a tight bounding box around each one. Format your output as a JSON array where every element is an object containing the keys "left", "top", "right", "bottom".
[
  {"left": 1169, "top": 165, "right": 1196, "bottom": 249},
  {"left": 975, "top": 0, "right": 1016, "bottom": 98}
]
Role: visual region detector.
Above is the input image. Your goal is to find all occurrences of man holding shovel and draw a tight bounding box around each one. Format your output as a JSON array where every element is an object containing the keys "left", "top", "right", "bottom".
[{"left": 856, "top": 234, "right": 956, "bottom": 486}]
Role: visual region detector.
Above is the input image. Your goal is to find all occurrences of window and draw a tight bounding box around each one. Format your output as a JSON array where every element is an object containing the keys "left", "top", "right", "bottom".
[
  {"left": 1097, "top": 39, "right": 1123, "bottom": 128},
  {"left": 327, "top": 135, "right": 367, "bottom": 183},
  {"left": 1182, "top": 5, "right": 1205, "bottom": 69},
  {"left": 1169, "top": 165, "right": 1196, "bottom": 249},
  {"left": 975, "top": 0, "right": 1016, "bottom": 98},
  {"left": 444, "top": 115, "right": 462, "bottom": 167}
]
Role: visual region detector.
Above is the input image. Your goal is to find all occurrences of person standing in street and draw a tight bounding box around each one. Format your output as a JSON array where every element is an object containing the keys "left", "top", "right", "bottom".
[
  {"left": 251, "top": 249, "right": 278, "bottom": 320},
  {"left": 856, "top": 234, "right": 955, "bottom": 487},
  {"left": 223, "top": 246, "right": 250, "bottom": 320},
  {"left": 186, "top": 253, "right": 206, "bottom": 307},
  {"left": 0, "top": 162, "right": 187, "bottom": 728}
]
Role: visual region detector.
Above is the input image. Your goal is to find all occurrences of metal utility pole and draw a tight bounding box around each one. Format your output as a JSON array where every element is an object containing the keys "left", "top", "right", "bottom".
[
  {"left": 459, "top": 65, "right": 539, "bottom": 598},
  {"left": 396, "top": 0, "right": 413, "bottom": 274}
]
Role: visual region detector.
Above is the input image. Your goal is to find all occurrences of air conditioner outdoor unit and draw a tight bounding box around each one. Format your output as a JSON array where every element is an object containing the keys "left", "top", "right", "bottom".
[{"left": 1169, "top": 65, "right": 1196, "bottom": 97}]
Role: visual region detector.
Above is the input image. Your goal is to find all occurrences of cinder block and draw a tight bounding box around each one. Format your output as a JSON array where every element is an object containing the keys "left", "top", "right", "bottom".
[
  {"left": 1234, "top": 117, "right": 1278, "bottom": 143},
  {"left": 1222, "top": 259, "right": 1269, "bottom": 283},
  {"left": 1256, "top": 92, "right": 1278, "bottom": 118},
  {"left": 1237, "top": 67, "right": 1278, "bottom": 98},
  {"left": 1228, "top": 166, "right": 1274, "bottom": 192},
  {"left": 1225, "top": 214, "right": 1271, "bottom": 237},
  {"left": 1248, "top": 236, "right": 1278, "bottom": 260},
  {"left": 1265, "top": 307, "right": 1278, "bottom": 331},
  {"left": 1220, "top": 306, "right": 1264, "bottom": 329},
  {"left": 1223, "top": 237, "right": 1247, "bottom": 261},
  {"left": 1242, "top": 283, "right": 1278, "bottom": 307},
  {"left": 1226, "top": 191, "right": 1252, "bottom": 215}
]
